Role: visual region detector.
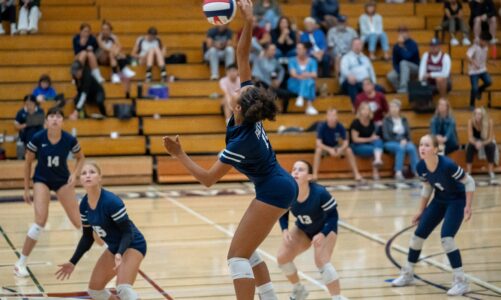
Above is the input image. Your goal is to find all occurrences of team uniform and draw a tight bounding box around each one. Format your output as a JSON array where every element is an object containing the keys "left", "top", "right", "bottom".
[
  {"left": 26, "top": 129, "right": 81, "bottom": 192},
  {"left": 279, "top": 182, "right": 338, "bottom": 239}
]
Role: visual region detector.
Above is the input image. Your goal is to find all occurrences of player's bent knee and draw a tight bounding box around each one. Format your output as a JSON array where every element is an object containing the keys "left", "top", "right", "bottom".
[
  {"left": 87, "top": 289, "right": 112, "bottom": 300},
  {"left": 278, "top": 261, "right": 297, "bottom": 276},
  {"left": 409, "top": 234, "right": 425, "bottom": 250},
  {"left": 319, "top": 263, "right": 339, "bottom": 285},
  {"left": 228, "top": 257, "right": 254, "bottom": 280},
  {"left": 441, "top": 237, "right": 458, "bottom": 253},
  {"left": 117, "top": 284, "right": 138, "bottom": 300},
  {"left": 27, "top": 223, "right": 44, "bottom": 241},
  {"left": 249, "top": 251, "right": 263, "bottom": 268}
]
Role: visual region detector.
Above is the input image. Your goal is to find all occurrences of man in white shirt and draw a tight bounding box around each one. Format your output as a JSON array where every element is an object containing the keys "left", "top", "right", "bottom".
[{"left": 418, "top": 38, "right": 452, "bottom": 97}]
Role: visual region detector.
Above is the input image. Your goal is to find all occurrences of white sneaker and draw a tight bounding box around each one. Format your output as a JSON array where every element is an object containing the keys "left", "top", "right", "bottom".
[
  {"left": 395, "top": 172, "right": 405, "bottom": 182},
  {"left": 462, "top": 38, "right": 471, "bottom": 46},
  {"left": 306, "top": 106, "right": 318, "bottom": 115},
  {"left": 295, "top": 96, "right": 304, "bottom": 107},
  {"left": 450, "top": 38, "right": 460, "bottom": 46},
  {"left": 210, "top": 74, "right": 219, "bottom": 80},
  {"left": 447, "top": 276, "right": 469, "bottom": 296},
  {"left": 333, "top": 295, "right": 349, "bottom": 300},
  {"left": 490, "top": 38, "right": 498, "bottom": 45},
  {"left": 14, "top": 263, "right": 29, "bottom": 278},
  {"left": 10, "top": 23, "right": 17, "bottom": 35},
  {"left": 0, "top": 26, "right": 5, "bottom": 35},
  {"left": 391, "top": 267, "right": 415, "bottom": 287},
  {"left": 111, "top": 73, "right": 121, "bottom": 84},
  {"left": 121, "top": 66, "right": 136, "bottom": 79},
  {"left": 290, "top": 284, "right": 309, "bottom": 300}
]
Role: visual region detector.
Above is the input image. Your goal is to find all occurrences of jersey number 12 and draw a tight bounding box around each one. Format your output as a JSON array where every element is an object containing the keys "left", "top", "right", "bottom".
[{"left": 47, "top": 156, "right": 60, "bottom": 167}]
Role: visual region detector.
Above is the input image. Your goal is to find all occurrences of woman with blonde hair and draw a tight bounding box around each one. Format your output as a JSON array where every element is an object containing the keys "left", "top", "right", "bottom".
[
  {"left": 466, "top": 107, "right": 497, "bottom": 180},
  {"left": 430, "top": 98, "right": 459, "bottom": 155}
]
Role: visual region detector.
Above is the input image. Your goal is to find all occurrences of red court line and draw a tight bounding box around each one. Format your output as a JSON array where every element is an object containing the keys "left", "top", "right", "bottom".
[{"left": 139, "top": 269, "right": 174, "bottom": 300}]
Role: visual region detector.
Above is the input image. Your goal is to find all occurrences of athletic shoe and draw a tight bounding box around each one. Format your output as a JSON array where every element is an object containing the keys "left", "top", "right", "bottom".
[
  {"left": 306, "top": 106, "right": 319, "bottom": 115},
  {"left": 450, "top": 38, "right": 460, "bottom": 46},
  {"left": 490, "top": 38, "right": 498, "bottom": 45},
  {"left": 333, "top": 295, "right": 349, "bottom": 300},
  {"left": 210, "top": 74, "right": 219, "bottom": 80},
  {"left": 14, "top": 263, "right": 29, "bottom": 278},
  {"left": 145, "top": 72, "right": 152, "bottom": 83},
  {"left": 462, "top": 38, "right": 471, "bottom": 46},
  {"left": 111, "top": 73, "right": 121, "bottom": 84},
  {"left": 289, "top": 284, "right": 309, "bottom": 300},
  {"left": 122, "top": 67, "right": 136, "bottom": 79},
  {"left": 0, "top": 26, "right": 5, "bottom": 35},
  {"left": 295, "top": 96, "right": 304, "bottom": 107},
  {"left": 447, "top": 276, "right": 469, "bottom": 296},
  {"left": 391, "top": 267, "right": 415, "bottom": 287},
  {"left": 395, "top": 172, "right": 405, "bottom": 182}
]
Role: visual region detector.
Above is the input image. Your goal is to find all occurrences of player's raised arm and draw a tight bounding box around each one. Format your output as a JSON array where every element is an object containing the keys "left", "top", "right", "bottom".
[{"left": 236, "top": 0, "right": 253, "bottom": 83}]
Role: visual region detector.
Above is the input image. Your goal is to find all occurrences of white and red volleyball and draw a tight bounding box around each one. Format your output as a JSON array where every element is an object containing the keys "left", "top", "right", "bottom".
[{"left": 203, "top": 0, "right": 237, "bottom": 25}]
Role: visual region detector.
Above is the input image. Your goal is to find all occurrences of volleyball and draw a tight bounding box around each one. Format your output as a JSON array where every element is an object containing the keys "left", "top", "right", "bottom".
[{"left": 203, "top": 0, "right": 237, "bottom": 25}]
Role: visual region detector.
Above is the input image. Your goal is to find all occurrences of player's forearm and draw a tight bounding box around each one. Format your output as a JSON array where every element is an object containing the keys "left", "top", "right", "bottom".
[
  {"left": 72, "top": 153, "right": 85, "bottom": 177},
  {"left": 69, "top": 226, "right": 94, "bottom": 265},
  {"left": 236, "top": 17, "right": 253, "bottom": 82},
  {"left": 24, "top": 160, "right": 32, "bottom": 190},
  {"left": 465, "top": 192, "right": 473, "bottom": 210},
  {"left": 177, "top": 152, "right": 214, "bottom": 187},
  {"left": 418, "top": 197, "right": 430, "bottom": 213}
]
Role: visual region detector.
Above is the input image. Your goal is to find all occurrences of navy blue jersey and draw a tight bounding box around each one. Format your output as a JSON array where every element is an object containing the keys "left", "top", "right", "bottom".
[
  {"left": 27, "top": 130, "right": 80, "bottom": 184},
  {"left": 317, "top": 121, "right": 347, "bottom": 148},
  {"left": 280, "top": 182, "right": 338, "bottom": 236},
  {"left": 80, "top": 189, "right": 145, "bottom": 254},
  {"left": 416, "top": 155, "right": 466, "bottom": 202}
]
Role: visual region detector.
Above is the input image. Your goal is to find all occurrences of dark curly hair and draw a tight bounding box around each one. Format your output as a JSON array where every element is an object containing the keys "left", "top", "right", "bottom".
[{"left": 239, "top": 86, "right": 278, "bottom": 123}]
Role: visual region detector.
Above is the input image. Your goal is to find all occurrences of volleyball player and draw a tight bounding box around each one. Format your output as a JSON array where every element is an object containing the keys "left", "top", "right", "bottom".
[
  {"left": 162, "top": 1, "right": 298, "bottom": 299},
  {"left": 392, "top": 134, "right": 475, "bottom": 296},
  {"left": 55, "top": 162, "right": 146, "bottom": 300},
  {"left": 277, "top": 160, "right": 347, "bottom": 300},
  {"left": 14, "top": 107, "right": 85, "bottom": 277}
]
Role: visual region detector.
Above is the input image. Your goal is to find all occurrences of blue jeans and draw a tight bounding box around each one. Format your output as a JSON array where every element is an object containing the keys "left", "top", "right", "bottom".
[
  {"left": 384, "top": 141, "right": 419, "bottom": 173},
  {"left": 469, "top": 72, "right": 491, "bottom": 106},
  {"left": 275, "top": 48, "right": 297, "bottom": 58},
  {"left": 287, "top": 77, "right": 316, "bottom": 101},
  {"left": 364, "top": 33, "right": 390, "bottom": 52},
  {"left": 351, "top": 139, "right": 384, "bottom": 157}
]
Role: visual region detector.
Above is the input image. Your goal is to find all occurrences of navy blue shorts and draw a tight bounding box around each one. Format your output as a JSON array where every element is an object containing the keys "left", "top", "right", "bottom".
[
  {"left": 254, "top": 168, "right": 298, "bottom": 209},
  {"left": 415, "top": 199, "right": 465, "bottom": 239},
  {"left": 108, "top": 238, "right": 147, "bottom": 257},
  {"left": 33, "top": 178, "right": 67, "bottom": 192},
  {"left": 298, "top": 219, "right": 339, "bottom": 240}
]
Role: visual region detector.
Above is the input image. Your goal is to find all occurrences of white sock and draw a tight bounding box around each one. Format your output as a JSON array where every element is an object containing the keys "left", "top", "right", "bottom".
[
  {"left": 292, "top": 282, "right": 302, "bottom": 289},
  {"left": 17, "top": 254, "right": 27, "bottom": 266},
  {"left": 257, "top": 282, "right": 277, "bottom": 300},
  {"left": 91, "top": 68, "right": 104, "bottom": 82},
  {"left": 453, "top": 267, "right": 465, "bottom": 279},
  {"left": 405, "top": 262, "right": 415, "bottom": 272}
]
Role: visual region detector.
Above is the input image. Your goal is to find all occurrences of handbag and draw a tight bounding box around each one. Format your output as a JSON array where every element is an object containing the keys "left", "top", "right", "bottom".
[
  {"left": 113, "top": 104, "right": 134, "bottom": 120},
  {"left": 408, "top": 81, "right": 435, "bottom": 114}
]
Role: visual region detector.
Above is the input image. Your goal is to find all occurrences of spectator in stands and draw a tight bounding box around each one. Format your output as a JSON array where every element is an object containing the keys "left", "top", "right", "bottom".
[
  {"left": 132, "top": 27, "right": 167, "bottom": 83},
  {"left": 430, "top": 98, "right": 459, "bottom": 155},
  {"left": 14, "top": 95, "right": 44, "bottom": 147},
  {"left": 32, "top": 74, "right": 59, "bottom": 103},
  {"left": 205, "top": 24, "right": 235, "bottom": 81},
  {"left": 466, "top": 107, "right": 497, "bottom": 180},
  {"left": 17, "top": 0, "right": 40, "bottom": 34},
  {"left": 239, "top": 17, "right": 272, "bottom": 64},
  {"left": 382, "top": 99, "right": 419, "bottom": 181},
  {"left": 300, "top": 17, "right": 331, "bottom": 78},
  {"left": 0, "top": 0, "right": 16, "bottom": 35},
  {"left": 340, "top": 38, "right": 383, "bottom": 104},
  {"left": 73, "top": 23, "right": 105, "bottom": 84},
  {"left": 69, "top": 60, "right": 106, "bottom": 120},
  {"left": 97, "top": 21, "right": 136, "bottom": 84},
  {"left": 271, "top": 16, "right": 297, "bottom": 58},
  {"left": 354, "top": 78, "right": 389, "bottom": 126},
  {"left": 313, "top": 108, "right": 364, "bottom": 181},
  {"left": 311, "top": 0, "right": 339, "bottom": 31},
  {"left": 387, "top": 26, "right": 420, "bottom": 93},
  {"left": 288, "top": 42, "right": 319, "bottom": 115},
  {"left": 467, "top": 32, "right": 492, "bottom": 110},
  {"left": 418, "top": 38, "right": 452, "bottom": 98},
  {"left": 441, "top": 0, "right": 471, "bottom": 46},
  {"left": 469, "top": 0, "right": 498, "bottom": 44},
  {"left": 350, "top": 102, "right": 384, "bottom": 180},
  {"left": 359, "top": 1, "right": 390, "bottom": 61},
  {"left": 253, "top": 0, "right": 281, "bottom": 31},
  {"left": 327, "top": 15, "right": 358, "bottom": 78},
  {"left": 219, "top": 64, "right": 240, "bottom": 122}
]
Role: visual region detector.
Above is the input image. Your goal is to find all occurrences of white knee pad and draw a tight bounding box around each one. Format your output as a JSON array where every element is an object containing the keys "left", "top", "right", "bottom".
[
  {"left": 278, "top": 262, "right": 297, "bottom": 276},
  {"left": 249, "top": 251, "right": 263, "bottom": 267},
  {"left": 117, "top": 284, "right": 138, "bottom": 300},
  {"left": 319, "top": 263, "right": 339, "bottom": 285},
  {"left": 409, "top": 234, "right": 425, "bottom": 251},
  {"left": 87, "top": 289, "right": 111, "bottom": 300},
  {"left": 228, "top": 257, "right": 254, "bottom": 280},
  {"left": 27, "top": 223, "right": 44, "bottom": 241},
  {"left": 441, "top": 237, "right": 458, "bottom": 253}
]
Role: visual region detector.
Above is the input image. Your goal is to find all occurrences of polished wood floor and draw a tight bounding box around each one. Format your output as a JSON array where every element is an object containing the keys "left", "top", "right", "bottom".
[{"left": 0, "top": 180, "right": 500, "bottom": 299}]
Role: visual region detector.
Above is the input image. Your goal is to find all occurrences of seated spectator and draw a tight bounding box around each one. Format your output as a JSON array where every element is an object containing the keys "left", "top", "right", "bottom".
[
  {"left": 97, "top": 20, "right": 136, "bottom": 84},
  {"left": 205, "top": 24, "right": 235, "bottom": 81},
  {"left": 387, "top": 26, "right": 420, "bottom": 93},
  {"left": 418, "top": 38, "right": 452, "bottom": 98},
  {"left": 73, "top": 23, "right": 105, "bottom": 84},
  {"left": 354, "top": 78, "right": 389, "bottom": 126},
  {"left": 271, "top": 16, "right": 297, "bottom": 58},
  {"left": 239, "top": 17, "right": 271, "bottom": 64},
  {"left": 17, "top": 0, "right": 40, "bottom": 35},
  {"left": 14, "top": 95, "right": 44, "bottom": 147},
  {"left": 32, "top": 74, "right": 59, "bottom": 103},
  {"left": 467, "top": 32, "right": 492, "bottom": 109},
  {"left": 327, "top": 15, "right": 358, "bottom": 77},
  {"left": 382, "top": 99, "right": 419, "bottom": 181},
  {"left": 430, "top": 98, "right": 459, "bottom": 155},
  {"left": 441, "top": 0, "right": 471, "bottom": 46},
  {"left": 70, "top": 61, "right": 106, "bottom": 119},
  {"left": 0, "top": 0, "right": 16, "bottom": 35},
  {"left": 340, "top": 38, "right": 383, "bottom": 104},
  {"left": 219, "top": 64, "right": 240, "bottom": 123},
  {"left": 253, "top": 0, "right": 281, "bottom": 31},
  {"left": 131, "top": 27, "right": 167, "bottom": 82},
  {"left": 311, "top": 0, "right": 339, "bottom": 31},
  {"left": 466, "top": 107, "right": 497, "bottom": 180},
  {"left": 350, "top": 102, "right": 384, "bottom": 180},
  {"left": 313, "top": 108, "right": 364, "bottom": 181},
  {"left": 469, "top": 0, "right": 498, "bottom": 44},
  {"left": 359, "top": 1, "right": 390, "bottom": 61},
  {"left": 300, "top": 17, "right": 331, "bottom": 78},
  {"left": 287, "top": 42, "right": 319, "bottom": 115}
]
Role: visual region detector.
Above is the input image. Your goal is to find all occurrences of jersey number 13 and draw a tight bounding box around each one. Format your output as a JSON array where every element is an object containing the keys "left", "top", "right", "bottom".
[{"left": 297, "top": 215, "right": 313, "bottom": 225}]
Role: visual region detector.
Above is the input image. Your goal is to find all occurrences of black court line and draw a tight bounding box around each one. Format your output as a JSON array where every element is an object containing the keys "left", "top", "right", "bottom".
[{"left": 0, "top": 225, "right": 45, "bottom": 295}]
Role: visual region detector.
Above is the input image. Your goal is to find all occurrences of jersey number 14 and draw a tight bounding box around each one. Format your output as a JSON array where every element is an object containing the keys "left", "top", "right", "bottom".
[{"left": 47, "top": 156, "right": 60, "bottom": 168}]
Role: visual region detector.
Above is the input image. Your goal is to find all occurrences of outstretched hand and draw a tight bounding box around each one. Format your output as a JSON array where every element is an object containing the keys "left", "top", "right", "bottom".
[
  {"left": 237, "top": 0, "right": 254, "bottom": 21},
  {"left": 55, "top": 262, "right": 75, "bottom": 281},
  {"left": 163, "top": 135, "right": 184, "bottom": 157}
]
